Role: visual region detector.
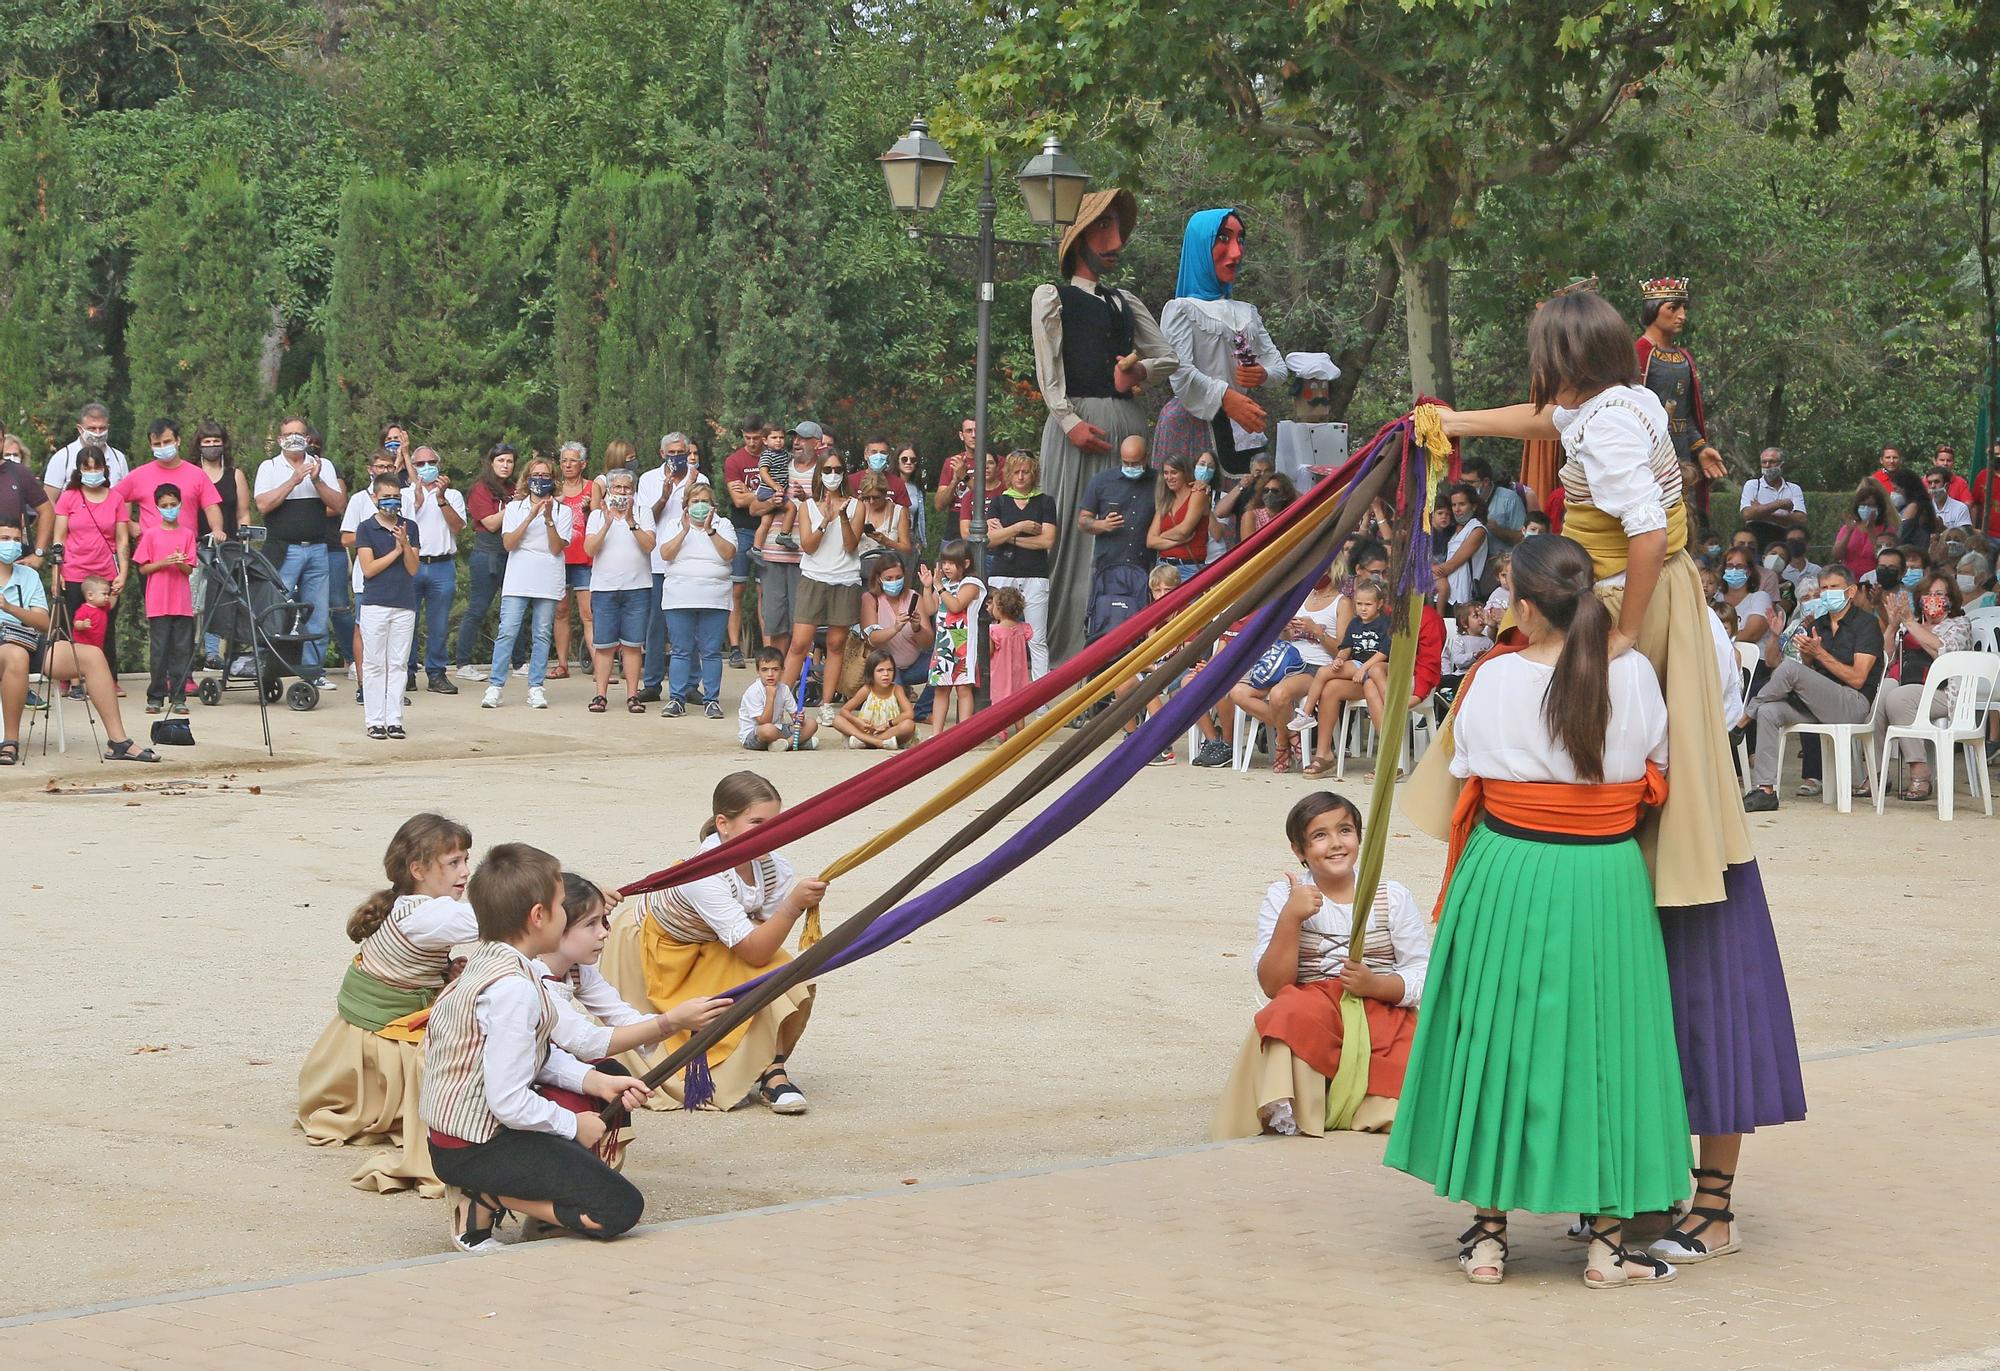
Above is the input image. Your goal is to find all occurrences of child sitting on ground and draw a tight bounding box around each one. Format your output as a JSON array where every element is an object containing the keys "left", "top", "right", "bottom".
[
  {"left": 298, "top": 813, "right": 476, "bottom": 1196},
  {"left": 422, "top": 842, "right": 655, "bottom": 1253},
  {"left": 533, "top": 873, "right": 731, "bottom": 1169},
  {"left": 598, "top": 771, "right": 827, "bottom": 1114},
  {"left": 987, "top": 585, "right": 1035, "bottom": 730},
  {"left": 834, "top": 648, "right": 917, "bottom": 751},
  {"left": 738, "top": 644, "right": 818, "bottom": 751},
  {"left": 1213, "top": 791, "right": 1431, "bottom": 1140},
  {"left": 921, "top": 538, "right": 986, "bottom": 736}
]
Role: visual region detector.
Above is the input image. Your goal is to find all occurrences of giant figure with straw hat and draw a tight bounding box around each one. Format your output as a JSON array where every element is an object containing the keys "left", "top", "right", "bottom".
[{"left": 1032, "top": 188, "right": 1177, "bottom": 661}]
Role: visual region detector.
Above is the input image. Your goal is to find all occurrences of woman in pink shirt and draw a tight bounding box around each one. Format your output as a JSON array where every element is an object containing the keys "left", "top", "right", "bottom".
[{"left": 51, "top": 443, "right": 131, "bottom": 689}]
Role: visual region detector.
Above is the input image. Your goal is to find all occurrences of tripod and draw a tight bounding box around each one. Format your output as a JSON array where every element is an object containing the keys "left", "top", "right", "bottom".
[
  {"left": 213, "top": 528, "right": 277, "bottom": 757},
  {"left": 32, "top": 546, "right": 105, "bottom": 761}
]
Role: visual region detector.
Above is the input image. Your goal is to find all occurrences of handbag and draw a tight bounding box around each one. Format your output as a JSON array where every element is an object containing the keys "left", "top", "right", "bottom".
[
  {"left": 1247, "top": 641, "right": 1305, "bottom": 690},
  {"left": 150, "top": 717, "right": 195, "bottom": 747}
]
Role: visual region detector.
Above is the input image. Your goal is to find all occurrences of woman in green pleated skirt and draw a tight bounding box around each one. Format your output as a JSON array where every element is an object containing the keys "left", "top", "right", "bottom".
[{"left": 1383, "top": 531, "right": 1691, "bottom": 1289}]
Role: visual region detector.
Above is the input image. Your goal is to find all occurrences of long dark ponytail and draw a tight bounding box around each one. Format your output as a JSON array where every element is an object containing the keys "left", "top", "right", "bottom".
[{"left": 1511, "top": 534, "right": 1612, "bottom": 783}]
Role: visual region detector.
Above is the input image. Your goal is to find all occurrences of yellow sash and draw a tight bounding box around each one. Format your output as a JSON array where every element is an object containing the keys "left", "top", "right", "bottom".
[{"left": 1560, "top": 501, "right": 1688, "bottom": 581}]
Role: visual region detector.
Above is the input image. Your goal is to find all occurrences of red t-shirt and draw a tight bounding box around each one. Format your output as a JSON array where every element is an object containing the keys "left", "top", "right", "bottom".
[
  {"left": 847, "top": 470, "right": 913, "bottom": 508},
  {"left": 1970, "top": 468, "right": 2000, "bottom": 537},
  {"left": 70, "top": 601, "right": 109, "bottom": 648},
  {"left": 559, "top": 487, "right": 592, "bottom": 565}
]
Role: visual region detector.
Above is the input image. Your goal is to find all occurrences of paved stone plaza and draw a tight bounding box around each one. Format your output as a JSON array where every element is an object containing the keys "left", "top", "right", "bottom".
[{"left": 5, "top": 1032, "right": 1995, "bottom": 1369}]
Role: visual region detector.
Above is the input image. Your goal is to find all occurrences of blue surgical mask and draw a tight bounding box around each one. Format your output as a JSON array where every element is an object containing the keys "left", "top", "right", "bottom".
[
  {"left": 160, "top": 505, "right": 181, "bottom": 523},
  {"left": 882, "top": 577, "right": 905, "bottom": 597},
  {"left": 81, "top": 470, "right": 108, "bottom": 489},
  {"left": 0, "top": 540, "right": 20, "bottom": 564},
  {"left": 1120, "top": 464, "right": 1145, "bottom": 480},
  {"left": 1818, "top": 588, "right": 1848, "bottom": 614},
  {"left": 868, "top": 452, "right": 889, "bottom": 472},
  {"left": 1722, "top": 568, "right": 1749, "bottom": 589},
  {"left": 152, "top": 444, "right": 178, "bottom": 461},
  {"left": 377, "top": 497, "right": 402, "bottom": 517},
  {"left": 1195, "top": 463, "right": 1215, "bottom": 483},
  {"left": 1901, "top": 568, "right": 1923, "bottom": 588},
  {"left": 1856, "top": 504, "right": 1876, "bottom": 521},
  {"left": 416, "top": 463, "right": 439, "bottom": 483}
]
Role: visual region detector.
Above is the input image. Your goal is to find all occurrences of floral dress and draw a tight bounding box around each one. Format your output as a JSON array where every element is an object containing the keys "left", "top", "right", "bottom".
[{"left": 929, "top": 577, "right": 987, "bottom": 686}]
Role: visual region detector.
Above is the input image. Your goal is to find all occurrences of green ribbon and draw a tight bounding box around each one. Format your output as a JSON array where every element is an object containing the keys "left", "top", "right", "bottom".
[
  {"left": 335, "top": 961, "right": 436, "bottom": 1033},
  {"left": 1324, "top": 991, "right": 1372, "bottom": 1130}
]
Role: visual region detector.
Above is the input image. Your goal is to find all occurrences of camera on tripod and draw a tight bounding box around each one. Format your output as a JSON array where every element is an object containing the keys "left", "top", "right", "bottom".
[{"left": 44, "top": 542, "right": 64, "bottom": 566}]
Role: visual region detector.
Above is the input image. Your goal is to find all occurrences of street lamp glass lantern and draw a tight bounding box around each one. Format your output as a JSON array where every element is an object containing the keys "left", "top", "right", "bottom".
[
  {"left": 1015, "top": 134, "right": 1091, "bottom": 230},
  {"left": 878, "top": 116, "right": 956, "bottom": 213}
]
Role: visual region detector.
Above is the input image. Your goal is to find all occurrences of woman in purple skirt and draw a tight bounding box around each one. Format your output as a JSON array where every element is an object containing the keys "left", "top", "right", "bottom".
[{"left": 1404, "top": 288, "right": 1807, "bottom": 1266}]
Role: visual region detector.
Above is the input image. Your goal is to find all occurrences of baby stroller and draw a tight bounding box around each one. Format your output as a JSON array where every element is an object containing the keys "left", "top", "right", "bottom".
[{"left": 195, "top": 531, "right": 320, "bottom": 748}]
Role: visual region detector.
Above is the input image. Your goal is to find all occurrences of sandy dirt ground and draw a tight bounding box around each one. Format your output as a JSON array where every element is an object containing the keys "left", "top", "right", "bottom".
[{"left": 5, "top": 669, "right": 1994, "bottom": 1318}]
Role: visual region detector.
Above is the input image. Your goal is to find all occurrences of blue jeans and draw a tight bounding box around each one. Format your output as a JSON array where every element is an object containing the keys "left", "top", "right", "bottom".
[
  {"left": 413, "top": 558, "right": 457, "bottom": 674},
  {"left": 644, "top": 571, "right": 670, "bottom": 690},
  {"left": 276, "top": 541, "right": 330, "bottom": 674},
  {"left": 490, "top": 595, "right": 557, "bottom": 688},
  {"left": 897, "top": 656, "right": 935, "bottom": 720},
  {"left": 455, "top": 546, "right": 505, "bottom": 667},
  {"left": 664, "top": 606, "right": 727, "bottom": 705}
]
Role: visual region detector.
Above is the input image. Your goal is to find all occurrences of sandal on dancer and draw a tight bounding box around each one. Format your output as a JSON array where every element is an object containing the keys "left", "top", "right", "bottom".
[
  {"left": 1651, "top": 1168, "right": 1740, "bottom": 1264},
  {"left": 1582, "top": 1218, "right": 1676, "bottom": 1290},
  {"left": 1457, "top": 1214, "right": 1508, "bottom": 1284},
  {"left": 448, "top": 1187, "right": 508, "bottom": 1255},
  {"left": 757, "top": 1062, "right": 808, "bottom": 1115}
]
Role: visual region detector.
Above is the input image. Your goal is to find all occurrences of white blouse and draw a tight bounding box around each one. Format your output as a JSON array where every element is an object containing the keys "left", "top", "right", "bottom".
[
  {"left": 656, "top": 832, "right": 796, "bottom": 949},
  {"left": 1251, "top": 877, "right": 1430, "bottom": 1008},
  {"left": 1450, "top": 650, "right": 1669, "bottom": 783},
  {"left": 1445, "top": 518, "right": 1488, "bottom": 604},
  {"left": 1551, "top": 385, "right": 1673, "bottom": 540},
  {"left": 534, "top": 960, "right": 655, "bottom": 1062},
  {"left": 1159, "top": 297, "right": 1289, "bottom": 447}
]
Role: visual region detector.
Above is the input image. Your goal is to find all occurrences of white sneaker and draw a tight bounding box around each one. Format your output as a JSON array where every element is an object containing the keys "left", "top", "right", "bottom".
[
  {"left": 480, "top": 686, "right": 503, "bottom": 709},
  {"left": 1286, "top": 707, "right": 1315, "bottom": 733},
  {"left": 803, "top": 733, "right": 819, "bottom": 750},
  {"left": 846, "top": 735, "right": 867, "bottom": 749},
  {"left": 456, "top": 664, "right": 488, "bottom": 682},
  {"left": 526, "top": 687, "right": 549, "bottom": 709},
  {"left": 818, "top": 703, "right": 836, "bottom": 726},
  {"left": 881, "top": 736, "right": 899, "bottom": 751}
]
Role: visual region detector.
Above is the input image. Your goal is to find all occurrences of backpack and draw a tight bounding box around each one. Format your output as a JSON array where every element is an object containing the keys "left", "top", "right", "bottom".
[{"left": 1085, "top": 561, "right": 1153, "bottom": 643}]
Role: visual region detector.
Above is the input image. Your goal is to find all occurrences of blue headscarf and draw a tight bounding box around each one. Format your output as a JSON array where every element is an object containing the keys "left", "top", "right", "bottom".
[{"left": 1174, "top": 208, "right": 1241, "bottom": 301}]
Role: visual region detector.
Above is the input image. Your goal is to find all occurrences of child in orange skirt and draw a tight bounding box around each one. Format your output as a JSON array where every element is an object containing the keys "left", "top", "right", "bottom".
[
  {"left": 297, "top": 813, "right": 475, "bottom": 1195},
  {"left": 597, "top": 771, "right": 826, "bottom": 1113},
  {"left": 1212, "top": 791, "right": 1431, "bottom": 1138}
]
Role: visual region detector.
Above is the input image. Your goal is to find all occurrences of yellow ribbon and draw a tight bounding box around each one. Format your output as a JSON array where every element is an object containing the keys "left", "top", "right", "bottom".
[
  {"left": 797, "top": 480, "right": 1345, "bottom": 950},
  {"left": 1324, "top": 992, "right": 1371, "bottom": 1131}
]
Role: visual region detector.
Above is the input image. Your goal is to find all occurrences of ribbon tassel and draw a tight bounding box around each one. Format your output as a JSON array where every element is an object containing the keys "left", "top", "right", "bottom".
[{"left": 680, "top": 1052, "right": 715, "bottom": 1112}]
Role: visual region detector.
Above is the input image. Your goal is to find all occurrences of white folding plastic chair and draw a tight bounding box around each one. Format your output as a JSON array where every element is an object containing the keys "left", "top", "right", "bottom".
[
  {"left": 1963, "top": 604, "right": 2000, "bottom": 652},
  {"left": 23, "top": 666, "right": 67, "bottom": 755},
  {"left": 1232, "top": 706, "right": 1316, "bottom": 774},
  {"left": 1872, "top": 651, "right": 2000, "bottom": 821},
  {"left": 1779, "top": 720, "right": 1874, "bottom": 815},
  {"left": 1732, "top": 640, "right": 1759, "bottom": 780}
]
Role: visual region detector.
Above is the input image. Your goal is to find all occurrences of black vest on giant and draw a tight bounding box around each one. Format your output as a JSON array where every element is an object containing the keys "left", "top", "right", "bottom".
[{"left": 1056, "top": 284, "right": 1136, "bottom": 400}]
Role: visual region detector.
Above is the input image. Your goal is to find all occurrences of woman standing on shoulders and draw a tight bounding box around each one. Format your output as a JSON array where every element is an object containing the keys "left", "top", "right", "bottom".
[
  {"left": 1406, "top": 289, "right": 1806, "bottom": 1271},
  {"left": 1386, "top": 534, "right": 1688, "bottom": 1288}
]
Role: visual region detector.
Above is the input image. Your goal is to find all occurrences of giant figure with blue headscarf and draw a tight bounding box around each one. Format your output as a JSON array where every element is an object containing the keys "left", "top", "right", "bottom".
[
  {"left": 1032, "top": 188, "right": 1179, "bottom": 662},
  {"left": 1153, "top": 209, "right": 1291, "bottom": 477}
]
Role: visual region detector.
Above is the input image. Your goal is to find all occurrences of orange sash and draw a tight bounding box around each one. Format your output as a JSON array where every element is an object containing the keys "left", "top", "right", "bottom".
[
  {"left": 1253, "top": 981, "right": 1418, "bottom": 1098},
  {"left": 1434, "top": 762, "right": 1668, "bottom": 921}
]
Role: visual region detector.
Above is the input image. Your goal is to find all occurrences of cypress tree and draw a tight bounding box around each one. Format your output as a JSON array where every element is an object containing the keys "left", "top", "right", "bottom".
[
  {"left": 125, "top": 162, "right": 274, "bottom": 445},
  {"left": 324, "top": 165, "right": 552, "bottom": 464},
  {"left": 712, "top": 0, "right": 833, "bottom": 421},
  {"left": 0, "top": 79, "right": 108, "bottom": 451},
  {"left": 553, "top": 169, "right": 712, "bottom": 453}
]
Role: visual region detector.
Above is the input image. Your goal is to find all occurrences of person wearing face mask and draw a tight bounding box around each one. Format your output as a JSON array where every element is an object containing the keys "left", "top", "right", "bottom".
[
  {"left": 787, "top": 452, "right": 865, "bottom": 715},
  {"left": 0, "top": 431, "right": 55, "bottom": 574},
  {"left": 1862, "top": 573, "right": 1972, "bottom": 802},
  {"left": 352, "top": 473, "right": 421, "bottom": 740},
  {"left": 857, "top": 555, "right": 935, "bottom": 721},
  {"left": 400, "top": 445, "right": 465, "bottom": 694},
  {"left": 41, "top": 402, "right": 130, "bottom": 503},
  {"left": 1955, "top": 550, "right": 1996, "bottom": 609},
  {"left": 1774, "top": 531, "right": 1821, "bottom": 592},
  {"left": 1742, "top": 565, "right": 1882, "bottom": 811},
  {"left": 1737, "top": 447, "right": 1806, "bottom": 549},
  {"left": 253, "top": 416, "right": 346, "bottom": 684},
  {"left": 637, "top": 433, "right": 700, "bottom": 702},
  {"left": 131, "top": 483, "right": 200, "bottom": 716},
  {"left": 721, "top": 419, "right": 777, "bottom": 671},
  {"left": 1885, "top": 465, "right": 1940, "bottom": 548},
  {"left": 1151, "top": 208, "right": 1289, "bottom": 480},
  {"left": 111, "top": 419, "right": 225, "bottom": 542},
  {"left": 1923, "top": 469, "right": 1975, "bottom": 531},
  {"left": 51, "top": 444, "right": 133, "bottom": 693},
  {"left": 846, "top": 436, "right": 913, "bottom": 510},
  {"left": 1832, "top": 477, "right": 1891, "bottom": 581},
  {"left": 656, "top": 478, "right": 739, "bottom": 720},
  {"left": 339, "top": 448, "right": 407, "bottom": 702},
  {"left": 584, "top": 467, "right": 658, "bottom": 714},
  {"left": 455, "top": 443, "right": 522, "bottom": 681},
  {"left": 481, "top": 455, "right": 572, "bottom": 709},
  {"left": 984, "top": 451, "right": 1057, "bottom": 681}
]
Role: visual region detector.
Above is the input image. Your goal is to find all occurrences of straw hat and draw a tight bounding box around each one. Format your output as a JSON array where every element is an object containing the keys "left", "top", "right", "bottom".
[{"left": 1060, "top": 187, "right": 1138, "bottom": 274}]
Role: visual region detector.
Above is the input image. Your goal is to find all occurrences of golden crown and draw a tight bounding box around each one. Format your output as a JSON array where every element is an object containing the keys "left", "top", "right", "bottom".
[{"left": 1641, "top": 276, "right": 1690, "bottom": 302}]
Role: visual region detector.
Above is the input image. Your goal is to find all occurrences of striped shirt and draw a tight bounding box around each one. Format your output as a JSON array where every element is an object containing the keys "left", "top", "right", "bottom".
[
  {"left": 1253, "top": 878, "right": 1431, "bottom": 1008},
  {"left": 421, "top": 942, "right": 559, "bottom": 1143},
  {"left": 355, "top": 895, "right": 476, "bottom": 989},
  {"left": 642, "top": 834, "right": 794, "bottom": 948}
]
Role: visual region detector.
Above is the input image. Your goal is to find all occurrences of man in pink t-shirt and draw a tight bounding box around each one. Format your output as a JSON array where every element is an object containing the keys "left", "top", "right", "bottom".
[{"left": 113, "top": 435, "right": 223, "bottom": 539}]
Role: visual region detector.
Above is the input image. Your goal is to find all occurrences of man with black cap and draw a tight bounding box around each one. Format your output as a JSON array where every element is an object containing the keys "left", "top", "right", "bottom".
[{"left": 1031, "top": 187, "right": 1177, "bottom": 661}]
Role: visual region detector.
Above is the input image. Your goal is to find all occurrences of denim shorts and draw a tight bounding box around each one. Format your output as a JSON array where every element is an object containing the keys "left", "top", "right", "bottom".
[
  {"left": 564, "top": 562, "right": 592, "bottom": 592},
  {"left": 731, "top": 536, "right": 754, "bottom": 584},
  {"left": 591, "top": 586, "right": 651, "bottom": 649}
]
